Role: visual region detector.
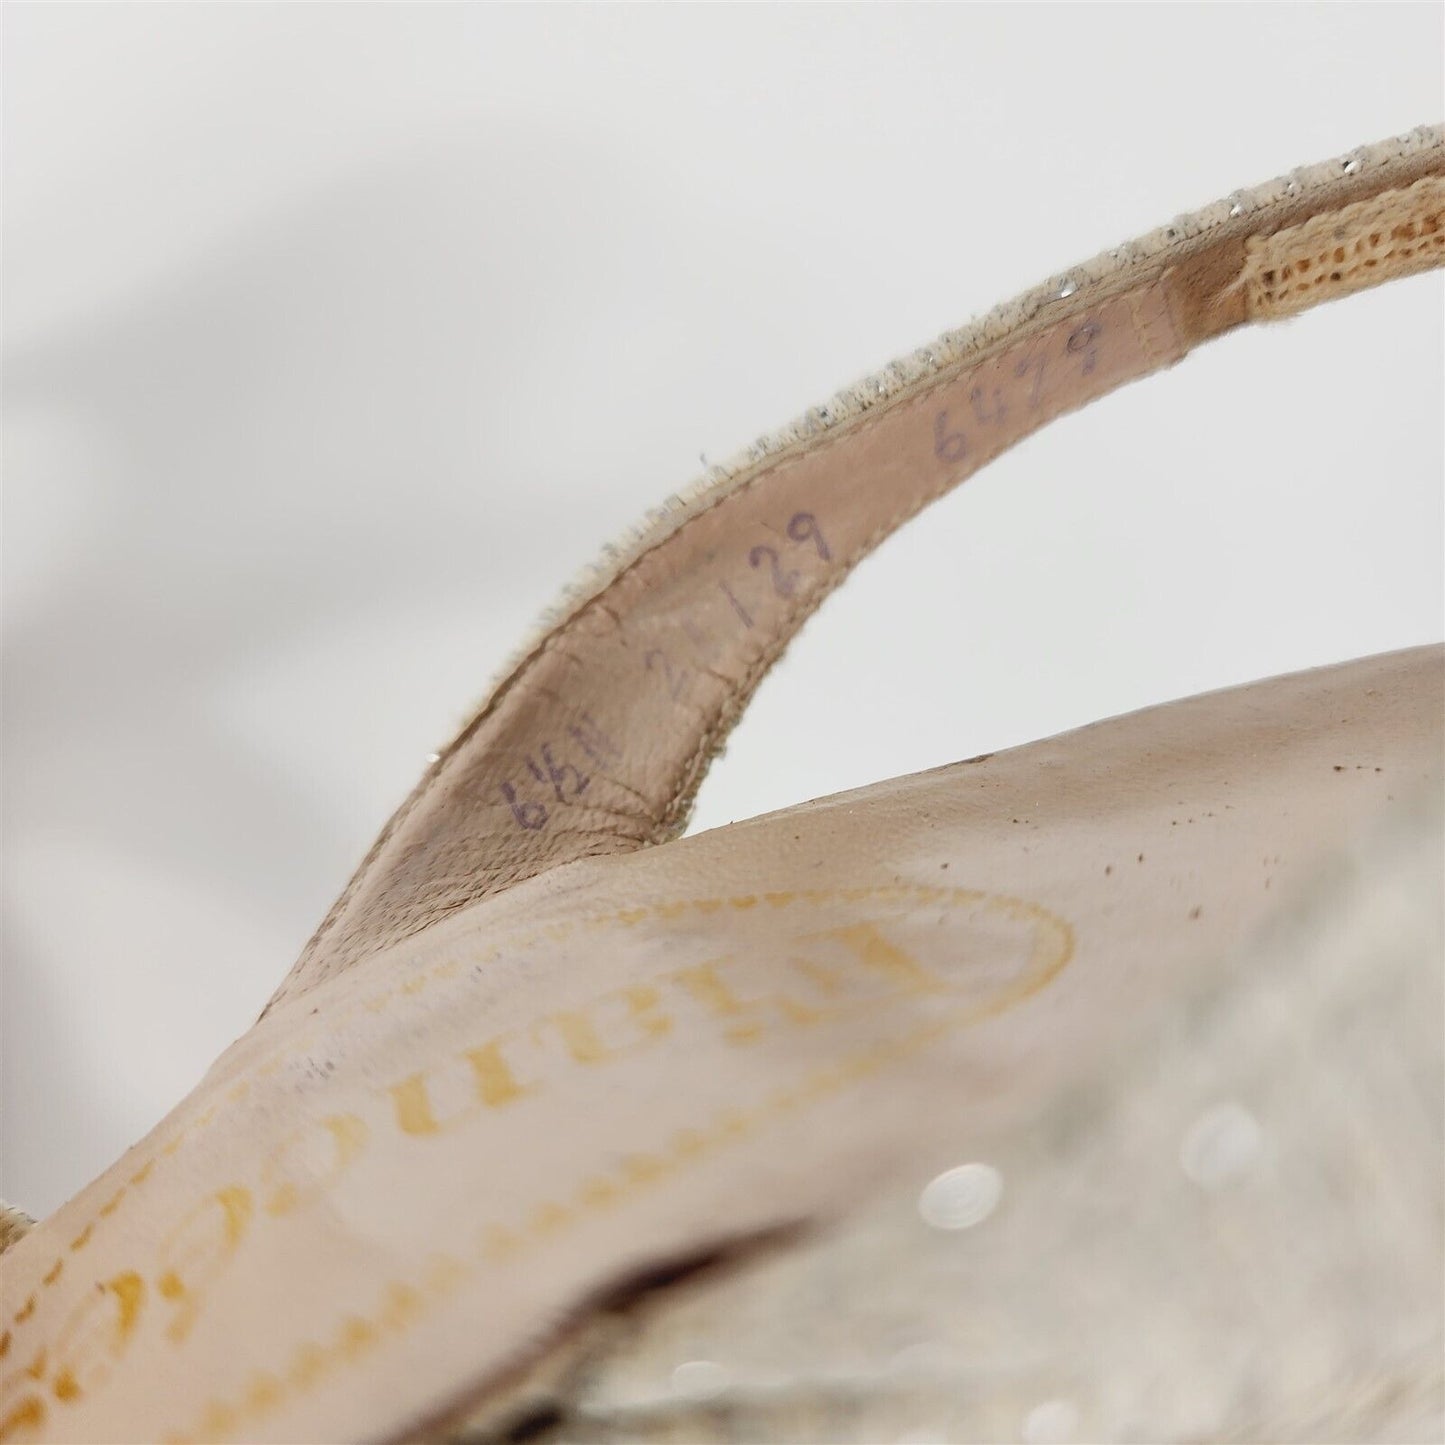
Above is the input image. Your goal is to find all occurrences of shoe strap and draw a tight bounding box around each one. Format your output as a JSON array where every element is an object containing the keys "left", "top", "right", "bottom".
[{"left": 272, "top": 127, "right": 1445, "bottom": 1012}]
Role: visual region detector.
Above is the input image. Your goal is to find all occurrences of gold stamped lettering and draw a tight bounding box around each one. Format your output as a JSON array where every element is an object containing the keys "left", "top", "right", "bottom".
[
  {"left": 668, "top": 959, "right": 827, "bottom": 1042},
  {"left": 799, "top": 920, "right": 951, "bottom": 997},
  {"left": 40, "top": 1271, "right": 144, "bottom": 1408},
  {"left": 670, "top": 919, "right": 945, "bottom": 1044},
  {"left": 0, "top": 1395, "right": 44, "bottom": 1443},
  {"left": 0, "top": 1345, "right": 47, "bottom": 1444},
  {"left": 157, "top": 1187, "right": 252, "bottom": 1344},
  {"left": 261, "top": 1114, "right": 369, "bottom": 1217},
  {"left": 389, "top": 1034, "right": 538, "bottom": 1136},
  {"left": 465, "top": 1039, "right": 536, "bottom": 1108},
  {"left": 546, "top": 985, "right": 672, "bottom": 1065}
]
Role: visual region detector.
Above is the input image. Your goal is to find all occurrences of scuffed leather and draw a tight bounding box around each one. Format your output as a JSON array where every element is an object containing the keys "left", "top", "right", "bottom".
[
  {"left": 274, "top": 132, "right": 1445, "bottom": 1008},
  {"left": 2, "top": 646, "right": 1439, "bottom": 1443}
]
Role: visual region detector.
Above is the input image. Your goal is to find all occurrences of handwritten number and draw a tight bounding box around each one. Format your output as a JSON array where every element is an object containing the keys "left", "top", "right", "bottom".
[
  {"left": 719, "top": 580, "right": 755, "bottom": 629},
  {"left": 748, "top": 544, "right": 800, "bottom": 598},
  {"left": 786, "top": 511, "right": 831, "bottom": 560},
  {"left": 500, "top": 782, "right": 547, "bottom": 831},
  {"left": 933, "top": 411, "right": 968, "bottom": 464},
  {"left": 969, "top": 385, "right": 1007, "bottom": 425},
  {"left": 500, "top": 317, "right": 1110, "bottom": 846},
  {"left": 1066, "top": 320, "right": 1102, "bottom": 375},
  {"left": 506, "top": 513, "right": 839, "bottom": 835},
  {"left": 528, "top": 744, "right": 589, "bottom": 803}
]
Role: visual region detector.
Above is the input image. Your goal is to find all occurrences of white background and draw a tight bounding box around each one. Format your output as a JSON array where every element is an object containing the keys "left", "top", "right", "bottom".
[{"left": 3, "top": 4, "right": 1441, "bottom": 1216}]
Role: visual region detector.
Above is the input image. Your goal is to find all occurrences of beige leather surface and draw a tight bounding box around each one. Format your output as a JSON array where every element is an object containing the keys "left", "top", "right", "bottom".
[
  {"left": 2, "top": 645, "right": 1440, "bottom": 1443},
  {"left": 2, "top": 131, "right": 1442, "bottom": 1445},
  {"left": 274, "top": 127, "right": 1445, "bottom": 1009},
  {"left": 466, "top": 797, "right": 1441, "bottom": 1445}
]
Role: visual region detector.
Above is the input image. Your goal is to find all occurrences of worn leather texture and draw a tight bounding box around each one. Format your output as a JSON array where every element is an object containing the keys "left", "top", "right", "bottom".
[
  {"left": 1, "top": 131, "right": 1442, "bottom": 1445},
  {"left": 446, "top": 787, "right": 1443, "bottom": 1445},
  {"left": 3, "top": 645, "right": 1440, "bottom": 1444},
  {"left": 274, "top": 126, "right": 1445, "bottom": 1010}
]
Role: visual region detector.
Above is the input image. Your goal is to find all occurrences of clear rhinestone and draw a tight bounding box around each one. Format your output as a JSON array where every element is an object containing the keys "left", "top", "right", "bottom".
[
  {"left": 670, "top": 1360, "right": 729, "bottom": 1400},
  {"left": 918, "top": 1162, "right": 1003, "bottom": 1229},
  {"left": 1180, "top": 1102, "right": 1264, "bottom": 1189}
]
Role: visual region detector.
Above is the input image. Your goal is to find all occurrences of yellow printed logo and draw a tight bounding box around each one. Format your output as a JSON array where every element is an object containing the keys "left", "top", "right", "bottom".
[{"left": 0, "top": 884, "right": 1070, "bottom": 1443}]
